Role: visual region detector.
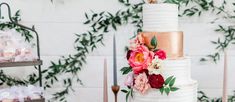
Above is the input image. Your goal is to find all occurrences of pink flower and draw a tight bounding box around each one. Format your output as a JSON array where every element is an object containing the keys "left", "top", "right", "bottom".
[
  {"left": 155, "top": 49, "right": 167, "bottom": 60},
  {"left": 129, "top": 34, "right": 145, "bottom": 50},
  {"left": 137, "top": 34, "right": 145, "bottom": 44},
  {"left": 128, "top": 45, "right": 154, "bottom": 74},
  {"left": 134, "top": 73, "right": 150, "bottom": 94},
  {"left": 124, "top": 72, "right": 134, "bottom": 87}
]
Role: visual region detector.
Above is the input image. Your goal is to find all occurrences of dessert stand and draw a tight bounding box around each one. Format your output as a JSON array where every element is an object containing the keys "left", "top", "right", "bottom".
[{"left": 0, "top": 2, "right": 44, "bottom": 102}]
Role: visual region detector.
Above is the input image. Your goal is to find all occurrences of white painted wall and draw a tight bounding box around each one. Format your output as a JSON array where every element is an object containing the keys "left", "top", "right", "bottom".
[{"left": 1, "top": 0, "right": 235, "bottom": 102}]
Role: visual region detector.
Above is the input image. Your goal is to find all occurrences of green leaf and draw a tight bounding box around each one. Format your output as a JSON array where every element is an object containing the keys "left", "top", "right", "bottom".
[
  {"left": 121, "top": 89, "right": 128, "bottom": 93},
  {"left": 126, "top": 91, "right": 130, "bottom": 102},
  {"left": 169, "top": 77, "right": 176, "bottom": 87},
  {"left": 200, "top": 58, "right": 207, "bottom": 62},
  {"left": 85, "top": 13, "right": 89, "bottom": 19},
  {"left": 84, "top": 20, "right": 90, "bottom": 24},
  {"left": 170, "top": 87, "right": 179, "bottom": 91},
  {"left": 112, "top": 23, "right": 117, "bottom": 30},
  {"left": 165, "top": 87, "right": 170, "bottom": 95},
  {"left": 92, "top": 14, "right": 98, "bottom": 20},
  {"left": 120, "top": 67, "right": 132, "bottom": 75},
  {"left": 130, "top": 89, "right": 134, "bottom": 98},
  {"left": 211, "top": 41, "right": 217, "bottom": 44},
  {"left": 151, "top": 36, "right": 157, "bottom": 48},
  {"left": 165, "top": 76, "right": 173, "bottom": 85},
  {"left": 160, "top": 87, "right": 164, "bottom": 94}
]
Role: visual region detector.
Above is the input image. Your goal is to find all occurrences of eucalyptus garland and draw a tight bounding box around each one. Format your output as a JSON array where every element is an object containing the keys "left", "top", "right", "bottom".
[
  {"left": 44, "top": 0, "right": 145, "bottom": 101},
  {"left": 198, "top": 91, "right": 235, "bottom": 102},
  {"left": 0, "top": 10, "right": 33, "bottom": 42},
  {"left": 171, "top": 0, "right": 235, "bottom": 63}
]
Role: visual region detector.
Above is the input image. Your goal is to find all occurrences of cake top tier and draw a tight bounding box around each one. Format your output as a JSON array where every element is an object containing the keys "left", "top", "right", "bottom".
[{"left": 143, "top": 3, "right": 179, "bottom": 32}]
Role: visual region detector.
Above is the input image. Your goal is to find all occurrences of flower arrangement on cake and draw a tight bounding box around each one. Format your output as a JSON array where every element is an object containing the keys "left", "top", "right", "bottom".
[{"left": 121, "top": 34, "right": 179, "bottom": 100}]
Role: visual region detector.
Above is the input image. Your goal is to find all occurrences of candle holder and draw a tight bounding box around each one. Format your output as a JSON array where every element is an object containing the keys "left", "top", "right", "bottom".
[
  {"left": 148, "top": 0, "right": 157, "bottom": 4},
  {"left": 112, "top": 85, "right": 120, "bottom": 102}
]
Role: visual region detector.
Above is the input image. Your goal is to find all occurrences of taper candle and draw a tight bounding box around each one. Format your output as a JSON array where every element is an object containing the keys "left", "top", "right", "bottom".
[
  {"left": 103, "top": 58, "right": 108, "bottom": 102},
  {"left": 222, "top": 50, "right": 228, "bottom": 102},
  {"left": 113, "top": 34, "right": 117, "bottom": 86}
]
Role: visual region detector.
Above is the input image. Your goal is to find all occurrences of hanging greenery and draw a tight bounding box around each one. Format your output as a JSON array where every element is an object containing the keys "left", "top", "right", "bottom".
[
  {"left": 0, "top": 10, "right": 33, "bottom": 42},
  {"left": 43, "top": 1, "right": 145, "bottom": 101},
  {"left": 198, "top": 91, "right": 235, "bottom": 102},
  {"left": 169, "top": 0, "right": 235, "bottom": 63}
]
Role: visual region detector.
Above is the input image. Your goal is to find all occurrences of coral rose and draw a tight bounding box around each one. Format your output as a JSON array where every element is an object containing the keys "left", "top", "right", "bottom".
[
  {"left": 128, "top": 45, "right": 154, "bottom": 74},
  {"left": 148, "top": 74, "right": 165, "bottom": 89},
  {"left": 155, "top": 49, "right": 166, "bottom": 60},
  {"left": 129, "top": 34, "right": 145, "bottom": 50},
  {"left": 134, "top": 73, "right": 150, "bottom": 94}
]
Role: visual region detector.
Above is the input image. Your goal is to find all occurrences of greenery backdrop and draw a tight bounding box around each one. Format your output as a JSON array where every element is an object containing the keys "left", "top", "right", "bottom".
[{"left": 0, "top": 0, "right": 235, "bottom": 102}]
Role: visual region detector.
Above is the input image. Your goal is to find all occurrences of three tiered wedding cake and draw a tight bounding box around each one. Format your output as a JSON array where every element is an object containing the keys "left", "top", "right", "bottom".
[
  {"left": 122, "top": 2, "right": 197, "bottom": 102},
  {"left": 132, "top": 3, "right": 198, "bottom": 102}
]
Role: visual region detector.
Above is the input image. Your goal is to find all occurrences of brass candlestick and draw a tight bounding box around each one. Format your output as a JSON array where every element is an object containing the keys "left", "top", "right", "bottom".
[
  {"left": 148, "top": 0, "right": 157, "bottom": 4},
  {"left": 112, "top": 85, "right": 120, "bottom": 102}
]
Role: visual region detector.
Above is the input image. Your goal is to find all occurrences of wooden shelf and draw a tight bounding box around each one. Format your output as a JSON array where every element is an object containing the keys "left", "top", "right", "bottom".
[
  {"left": 25, "top": 98, "right": 45, "bottom": 102},
  {"left": 0, "top": 60, "right": 42, "bottom": 68},
  {"left": 0, "top": 98, "right": 45, "bottom": 102}
]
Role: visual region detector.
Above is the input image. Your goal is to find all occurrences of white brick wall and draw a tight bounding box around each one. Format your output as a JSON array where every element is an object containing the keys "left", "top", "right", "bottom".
[{"left": 1, "top": 0, "right": 235, "bottom": 102}]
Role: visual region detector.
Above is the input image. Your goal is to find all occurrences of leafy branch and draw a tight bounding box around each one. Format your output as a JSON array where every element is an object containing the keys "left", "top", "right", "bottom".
[
  {"left": 160, "top": 76, "right": 179, "bottom": 95},
  {"left": 0, "top": 70, "right": 28, "bottom": 86},
  {"left": 168, "top": 0, "right": 235, "bottom": 62},
  {"left": 201, "top": 25, "right": 235, "bottom": 63},
  {"left": 121, "top": 86, "right": 134, "bottom": 102},
  {"left": 43, "top": 0, "right": 144, "bottom": 101},
  {"left": 198, "top": 91, "right": 235, "bottom": 102},
  {"left": 0, "top": 10, "right": 34, "bottom": 42}
]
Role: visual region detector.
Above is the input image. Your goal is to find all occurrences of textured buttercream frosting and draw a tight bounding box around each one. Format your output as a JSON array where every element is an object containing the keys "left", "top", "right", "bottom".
[
  {"left": 143, "top": 4, "right": 179, "bottom": 32},
  {"left": 132, "top": 58, "right": 198, "bottom": 102},
  {"left": 132, "top": 80, "right": 198, "bottom": 102},
  {"left": 161, "top": 57, "right": 192, "bottom": 85}
]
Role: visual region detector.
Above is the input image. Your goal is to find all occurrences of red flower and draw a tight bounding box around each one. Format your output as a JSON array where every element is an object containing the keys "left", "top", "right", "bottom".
[
  {"left": 148, "top": 74, "right": 164, "bottom": 89},
  {"left": 155, "top": 49, "right": 166, "bottom": 60},
  {"left": 126, "top": 50, "right": 132, "bottom": 60}
]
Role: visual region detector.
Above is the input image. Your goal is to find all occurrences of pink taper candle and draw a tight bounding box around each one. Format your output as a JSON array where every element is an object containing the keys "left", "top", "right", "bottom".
[
  {"left": 103, "top": 58, "right": 108, "bottom": 102},
  {"left": 222, "top": 50, "right": 228, "bottom": 102}
]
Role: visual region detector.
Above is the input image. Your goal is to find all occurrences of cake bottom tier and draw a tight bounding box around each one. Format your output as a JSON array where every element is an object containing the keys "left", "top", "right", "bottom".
[{"left": 131, "top": 80, "right": 198, "bottom": 102}]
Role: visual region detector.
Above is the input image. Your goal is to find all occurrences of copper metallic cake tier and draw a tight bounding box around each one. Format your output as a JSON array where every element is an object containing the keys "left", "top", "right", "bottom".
[{"left": 140, "top": 31, "right": 183, "bottom": 59}]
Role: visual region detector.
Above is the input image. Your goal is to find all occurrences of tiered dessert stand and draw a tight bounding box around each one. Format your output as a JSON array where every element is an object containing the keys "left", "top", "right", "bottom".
[{"left": 0, "top": 2, "right": 44, "bottom": 102}]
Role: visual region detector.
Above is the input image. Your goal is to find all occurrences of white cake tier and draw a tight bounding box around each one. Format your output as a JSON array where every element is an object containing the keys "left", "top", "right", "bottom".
[
  {"left": 132, "top": 80, "right": 198, "bottom": 102},
  {"left": 161, "top": 57, "right": 192, "bottom": 86},
  {"left": 143, "top": 4, "right": 179, "bottom": 32}
]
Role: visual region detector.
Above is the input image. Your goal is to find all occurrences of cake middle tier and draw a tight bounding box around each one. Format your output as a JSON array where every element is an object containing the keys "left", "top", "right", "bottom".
[
  {"left": 140, "top": 31, "right": 183, "bottom": 59},
  {"left": 161, "top": 57, "right": 192, "bottom": 86}
]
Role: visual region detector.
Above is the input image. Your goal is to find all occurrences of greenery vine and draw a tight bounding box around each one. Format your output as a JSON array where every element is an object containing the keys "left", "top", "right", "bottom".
[
  {"left": 44, "top": 0, "right": 145, "bottom": 101},
  {"left": 0, "top": 10, "right": 33, "bottom": 42},
  {"left": 170, "top": 0, "right": 235, "bottom": 63},
  {"left": 198, "top": 91, "right": 235, "bottom": 102}
]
